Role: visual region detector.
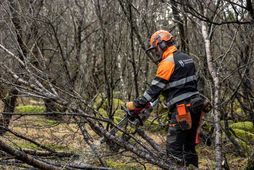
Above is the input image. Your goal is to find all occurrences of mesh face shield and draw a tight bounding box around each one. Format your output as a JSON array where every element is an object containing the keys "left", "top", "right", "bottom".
[
  {"left": 145, "top": 30, "right": 174, "bottom": 64},
  {"left": 145, "top": 40, "right": 163, "bottom": 64}
]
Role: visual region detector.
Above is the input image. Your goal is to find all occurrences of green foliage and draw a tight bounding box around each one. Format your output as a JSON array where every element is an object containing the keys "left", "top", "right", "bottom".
[
  {"left": 230, "top": 121, "right": 254, "bottom": 133},
  {"left": 15, "top": 105, "right": 45, "bottom": 113}
]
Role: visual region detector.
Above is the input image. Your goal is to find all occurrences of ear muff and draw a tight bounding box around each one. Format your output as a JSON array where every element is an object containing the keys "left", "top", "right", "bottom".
[
  {"left": 158, "top": 39, "right": 175, "bottom": 51},
  {"left": 158, "top": 41, "right": 168, "bottom": 51}
]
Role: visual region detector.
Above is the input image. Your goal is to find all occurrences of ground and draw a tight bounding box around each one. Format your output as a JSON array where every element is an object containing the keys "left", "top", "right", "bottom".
[{"left": 0, "top": 103, "right": 249, "bottom": 170}]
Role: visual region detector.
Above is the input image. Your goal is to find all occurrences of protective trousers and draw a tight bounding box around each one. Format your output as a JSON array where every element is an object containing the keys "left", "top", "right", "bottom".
[{"left": 166, "top": 107, "right": 201, "bottom": 167}]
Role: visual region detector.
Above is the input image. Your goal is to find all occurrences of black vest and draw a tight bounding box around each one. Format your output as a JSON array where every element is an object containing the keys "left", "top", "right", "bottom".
[{"left": 162, "top": 51, "right": 199, "bottom": 107}]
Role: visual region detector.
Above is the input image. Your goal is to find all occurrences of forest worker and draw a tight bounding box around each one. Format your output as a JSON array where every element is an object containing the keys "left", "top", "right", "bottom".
[{"left": 126, "top": 30, "right": 209, "bottom": 168}]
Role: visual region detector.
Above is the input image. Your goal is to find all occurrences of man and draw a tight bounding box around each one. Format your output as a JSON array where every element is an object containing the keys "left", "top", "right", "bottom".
[{"left": 126, "top": 30, "right": 203, "bottom": 168}]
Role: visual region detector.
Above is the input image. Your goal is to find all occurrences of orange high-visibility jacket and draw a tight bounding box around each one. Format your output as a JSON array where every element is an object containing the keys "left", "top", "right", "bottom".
[{"left": 134, "top": 46, "right": 199, "bottom": 108}]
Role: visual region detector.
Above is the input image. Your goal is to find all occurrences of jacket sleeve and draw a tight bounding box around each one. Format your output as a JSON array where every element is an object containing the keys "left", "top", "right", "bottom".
[{"left": 134, "top": 57, "right": 175, "bottom": 108}]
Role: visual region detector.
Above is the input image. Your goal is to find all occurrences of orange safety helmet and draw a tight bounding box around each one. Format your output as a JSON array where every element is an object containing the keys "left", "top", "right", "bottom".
[{"left": 146, "top": 30, "right": 174, "bottom": 52}]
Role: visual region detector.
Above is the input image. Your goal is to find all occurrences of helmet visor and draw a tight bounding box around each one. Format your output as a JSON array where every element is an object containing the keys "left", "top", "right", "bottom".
[{"left": 145, "top": 40, "right": 156, "bottom": 52}]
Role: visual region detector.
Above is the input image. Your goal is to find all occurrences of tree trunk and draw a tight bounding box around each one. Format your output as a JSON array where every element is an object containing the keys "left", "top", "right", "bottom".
[
  {"left": 44, "top": 99, "right": 62, "bottom": 120},
  {"left": 0, "top": 88, "right": 18, "bottom": 135},
  {"left": 170, "top": 0, "right": 187, "bottom": 51},
  {"left": 201, "top": 14, "right": 222, "bottom": 169},
  {"left": 0, "top": 139, "right": 61, "bottom": 170}
]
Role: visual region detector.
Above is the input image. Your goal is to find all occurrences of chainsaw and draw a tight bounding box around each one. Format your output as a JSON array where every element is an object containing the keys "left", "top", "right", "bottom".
[{"left": 100, "top": 99, "right": 158, "bottom": 144}]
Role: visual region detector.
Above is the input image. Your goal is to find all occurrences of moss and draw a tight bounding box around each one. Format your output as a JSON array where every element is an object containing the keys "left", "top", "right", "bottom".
[
  {"left": 45, "top": 143, "right": 68, "bottom": 151},
  {"left": 15, "top": 105, "right": 45, "bottom": 113},
  {"left": 235, "top": 139, "right": 252, "bottom": 154},
  {"left": 93, "top": 95, "right": 104, "bottom": 109},
  {"left": 113, "top": 91, "right": 124, "bottom": 99},
  {"left": 35, "top": 118, "right": 59, "bottom": 126},
  {"left": 15, "top": 142, "right": 39, "bottom": 150},
  {"left": 115, "top": 109, "right": 125, "bottom": 116},
  {"left": 230, "top": 121, "right": 254, "bottom": 133},
  {"left": 231, "top": 128, "right": 254, "bottom": 154},
  {"left": 144, "top": 119, "right": 160, "bottom": 131},
  {"left": 232, "top": 128, "right": 254, "bottom": 142},
  {"left": 15, "top": 141, "right": 67, "bottom": 151},
  {"left": 113, "top": 116, "right": 122, "bottom": 124},
  {"left": 227, "top": 155, "right": 248, "bottom": 169},
  {"left": 105, "top": 98, "right": 124, "bottom": 110},
  {"left": 106, "top": 159, "right": 141, "bottom": 170},
  {"left": 98, "top": 108, "right": 108, "bottom": 117},
  {"left": 93, "top": 95, "right": 125, "bottom": 111}
]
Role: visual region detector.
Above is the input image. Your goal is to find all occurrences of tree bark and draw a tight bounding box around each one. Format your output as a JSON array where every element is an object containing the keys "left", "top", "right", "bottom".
[
  {"left": 127, "top": 0, "right": 140, "bottom": 98},
  {"left": 170, "top": 0, "right": 187, "bottom": 51},
  {"left": 0, "top": 139, "right": 61, "bottom": 170},
  {"left": 0, "top": 89, "right": 18, "bottom": 135},
  {"left": 201, "top": 10, "right": 222, "bottom": 169}
]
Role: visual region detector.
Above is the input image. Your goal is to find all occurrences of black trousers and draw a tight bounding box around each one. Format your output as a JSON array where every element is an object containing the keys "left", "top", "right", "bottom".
[{"left": 166, "top": 109, "right": 201, "bottom": 167}]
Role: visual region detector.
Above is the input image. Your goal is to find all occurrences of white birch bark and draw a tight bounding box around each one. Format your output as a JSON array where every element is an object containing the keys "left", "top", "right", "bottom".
[
  {"left": 117, "top": 54, "right": 127, "bottom": 99},
  {"left": 201, "top": 10, "right": 222, "bottom": 170}
]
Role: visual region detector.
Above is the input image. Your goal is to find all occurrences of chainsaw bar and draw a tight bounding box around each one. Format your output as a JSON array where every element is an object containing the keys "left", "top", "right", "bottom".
[{"left": 100, "top": 99, "right": 158, "bottom": 144}]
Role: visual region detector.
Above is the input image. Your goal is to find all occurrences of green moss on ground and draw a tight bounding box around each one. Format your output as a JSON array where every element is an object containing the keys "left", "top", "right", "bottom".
[
  {"left": 15, "top": 142, "right": 39, "bottom": 150},
  {"left": 232, "top": 128, "right": 254, "bottom": 142},
  {"left": 14, "top": 140, "right": 69, "bottom": 151},
  {"left": 106, "top": 159, "right": 142, "bottom": 170},
  {"left": 34, "top": 118, "right": 59, "bottom": 126},
  {"left": 15, "top": 105, "right": 45, "bottom": 113},
  {"left": 93, "top": 95, "right": 124, "bottom": 111},
  {"left": 230, "top": 121, "right": 254, "bottom": 133}
]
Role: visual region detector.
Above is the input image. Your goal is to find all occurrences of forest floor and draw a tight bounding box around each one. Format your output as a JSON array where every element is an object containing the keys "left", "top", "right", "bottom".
[{"left": 0, "top": 103, "right": 249, "bottom": 169}]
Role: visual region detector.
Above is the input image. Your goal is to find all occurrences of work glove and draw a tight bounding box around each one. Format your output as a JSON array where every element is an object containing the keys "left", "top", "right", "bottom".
[
  {"left": 126, "top": 101, "right": 151, "bottom": 114},
  {"left": 126, "top": 102, "right": 136, "bottom": 111},
  {"left": 126, "top": 102, "right": 143, "bottom": 117},
  {"left": 126, "top": 96, "right": 150, "bottom": 111},
  {"left": 126, "top": 101, "right": 146, "bottom": 126}
]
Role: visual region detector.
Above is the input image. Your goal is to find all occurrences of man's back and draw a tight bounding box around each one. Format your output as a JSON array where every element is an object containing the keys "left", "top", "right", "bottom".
[{"left": 162, "top": 51, "right": 198, "bottom": 107}]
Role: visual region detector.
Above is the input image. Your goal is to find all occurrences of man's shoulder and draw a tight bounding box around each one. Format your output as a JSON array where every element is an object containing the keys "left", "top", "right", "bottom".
[
  {"left": 174, "top": 51, "right": 192, "bottom": 59},
  {"left": 162, "top": 54, "right": 174, "bottom": 63}
]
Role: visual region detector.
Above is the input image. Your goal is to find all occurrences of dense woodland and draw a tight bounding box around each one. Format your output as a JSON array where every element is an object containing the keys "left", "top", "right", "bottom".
[{"left": 0, "top": 0, "right": 254, "bottom": 169}]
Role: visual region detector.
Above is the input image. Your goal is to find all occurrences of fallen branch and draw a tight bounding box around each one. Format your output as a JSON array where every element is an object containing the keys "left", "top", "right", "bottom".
[
  {"left": 0, "top": 139, "right": 61, "bottom": 170},
  {"left": 22, "top": 149, "right": 78, "bottom": 158},
  {"left": 83, "top": 112, "right": 175, "bottom": 170}
]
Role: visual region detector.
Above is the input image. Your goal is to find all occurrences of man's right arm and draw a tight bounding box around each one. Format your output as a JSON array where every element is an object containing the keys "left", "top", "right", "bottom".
[{"left": 133, "top": 57, "right": 175, "bottom": 108}]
